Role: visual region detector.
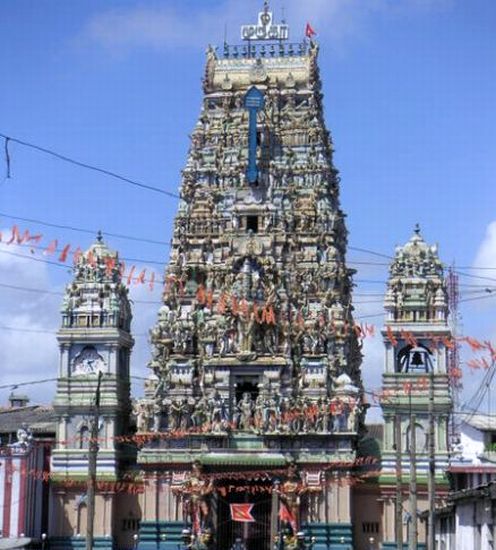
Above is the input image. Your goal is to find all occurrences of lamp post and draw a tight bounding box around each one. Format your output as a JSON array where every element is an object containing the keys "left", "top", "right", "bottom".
[
  {"left": 41, "top": 533, "right": 47, "bottom": 550},
  {"left": 368, "top": 536, "right": 375, "bottom": 550},
  {"left": 133, "top": 533, "right": 139, "bottom": 550}
]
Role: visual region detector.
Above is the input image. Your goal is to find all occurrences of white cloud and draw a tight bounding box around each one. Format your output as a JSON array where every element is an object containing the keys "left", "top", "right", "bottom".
[
  {"left": 80, "top": 0, "right": 451, "bottom": 54},
  {"left": 353, "top": 297, "right": 385, "bottom": 424},
  {"left": 474, "top": 221, "right": 496, "bottom": 278},
  {"left": 0, "top": 242, "right": 60, "bottom": 406},
  {"left": 0, "top": 244, "right": 162, "bottom": 406}
]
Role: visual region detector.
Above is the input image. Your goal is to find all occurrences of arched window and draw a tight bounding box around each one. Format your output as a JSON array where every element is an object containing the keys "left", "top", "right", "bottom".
[
  {"left": 396, "top": 344, "right": 433, "bottom": 373},
  {"left": 405, "top": 422, "right": 427, "bottom": 453},
  {"left": 79, "top": 426, "right": 90, "bottom": 449}
]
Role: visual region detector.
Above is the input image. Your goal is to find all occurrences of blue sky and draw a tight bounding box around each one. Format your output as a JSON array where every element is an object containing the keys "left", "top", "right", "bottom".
[{"left": 0, "top": 0, "right": 495, "bottom": 419}]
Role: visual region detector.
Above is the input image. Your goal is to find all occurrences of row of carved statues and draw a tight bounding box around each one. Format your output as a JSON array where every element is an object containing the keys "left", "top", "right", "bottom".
[{"left": 133, "top": 390, "right": 360, "bottom": 435}]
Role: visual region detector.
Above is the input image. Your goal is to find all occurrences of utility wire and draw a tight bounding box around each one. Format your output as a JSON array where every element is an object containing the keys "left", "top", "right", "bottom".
[
  {"left": 0, "top": 281, "right": 162, "bottom": 305},
  {"left": 0, "top": 132, "right": 179, "bottom": 199},
  {"left": 0, "top": 211, "right": 171, "bottom": 247},
  {"left": 0, "top": 323, "right": 149, "bottom": 338}
]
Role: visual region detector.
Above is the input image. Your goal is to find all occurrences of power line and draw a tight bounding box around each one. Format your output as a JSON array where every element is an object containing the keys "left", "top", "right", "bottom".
[
  {"left": 0, "top": 377, "right": 57, "bottom": 390},
  {"left": 0, "top": 132, "right": 179, "bottom": 199},
  {"left": 455, "top": 270, "right": 496, "bottom": 284},
  {"left": 0, "top": 211, "right": 171, "bottom": 247},
  {"left": 0, "top": 281, "right": 162, "bottom": 305},
  {"left": 0, "top": 323, "right": 150, "bottom": 338}
]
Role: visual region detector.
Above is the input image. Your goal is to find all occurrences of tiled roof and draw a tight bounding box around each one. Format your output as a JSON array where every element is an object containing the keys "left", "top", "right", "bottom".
[
  {"left": 461, "top": 414, "right": 496, "bottom": 432},
  {"left": 0, "top": 405, "right": 56, "bottom": 436}
]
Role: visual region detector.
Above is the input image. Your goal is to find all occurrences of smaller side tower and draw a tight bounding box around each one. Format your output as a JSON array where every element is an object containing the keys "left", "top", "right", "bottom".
[
  {"left": 49, "top": 234, "right": 134, "bottom": 549},
  {"left": 379, "top": 226, "right": 452, "bottom": 548}
]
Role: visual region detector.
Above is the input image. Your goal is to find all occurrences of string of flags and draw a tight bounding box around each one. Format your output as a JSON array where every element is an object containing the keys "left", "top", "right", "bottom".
[
  {"left": 0, "top": 222, "right": 494, "bottom": 375},
  {"left": 2, "top": 464, "right": 380, "bottom": 497}
]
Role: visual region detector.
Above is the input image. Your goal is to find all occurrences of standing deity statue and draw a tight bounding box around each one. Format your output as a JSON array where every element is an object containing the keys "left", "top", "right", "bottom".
[
  {"left": 174, "top": 461, "right": 215, "bottom": 536},
  {"left": 236, "top": 392, "right": 254, "bottom": 431},
  {"left": 237, "top": 310, "right": 256, "bottom": 353},
  {"left": 275, "top": 461, "right": 308, "bottom": 535}
]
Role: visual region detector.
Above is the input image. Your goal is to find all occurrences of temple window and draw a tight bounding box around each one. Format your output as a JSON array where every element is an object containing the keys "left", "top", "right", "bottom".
[
  {"left": 78, "top": 426, "right": 90, "bottom": 449},
  {"left": 246, "top": 215, "right": 259, "bottom": 233},
  {"left": 396, "top": 344, "right": 433, "bottom": 373}
]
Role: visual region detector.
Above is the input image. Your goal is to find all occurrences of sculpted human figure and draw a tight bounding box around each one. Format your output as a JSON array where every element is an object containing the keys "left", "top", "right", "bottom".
[
  {"left": 236, "top": 392, "right": 254, "bottom": 430},
  {"left": 275, "top": 461, "right": 307, "bottom": 534},
  {"left": 238, "top": 309, "right": 255, "bottom": 352},
  {"left": 210, "top": 391, "right": 226, "bottom": 433},
  {"left": 133, "top": 401, "right": 151, "bottom": 433},
  {"left": 175, "top": 461, "right": 215, "bottom": 535}
]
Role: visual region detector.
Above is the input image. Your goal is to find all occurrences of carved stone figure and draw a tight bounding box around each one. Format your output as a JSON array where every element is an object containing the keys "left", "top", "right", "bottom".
[{"left": 174, "top": 461, "right": 214, "bottom": 535}]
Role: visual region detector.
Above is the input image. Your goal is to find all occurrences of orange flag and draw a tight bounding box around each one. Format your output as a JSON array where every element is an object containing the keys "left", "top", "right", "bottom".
[
  {"left": 135, "top": 269, "right": 146, "bottom": 285},
  {"left": 126, "top": 266, "right": 136, "bottom": 286},
  {"left": 6, "top": 225, "right": 20, "bottom": 245},
  {"left": 230, "top": 503, "right": 255, "bottom": 523},
  {"left": 43, "top": 240, "right": 58, "bottom": 256},
  {"left": 105, "top": 257, "right": 116, "bottom": 277},
  {"left": 58, "top": 244, "right": 71, "bottom": 263},
  {"left": 148, "top": 271, "right": 155, "bottom": 291}
]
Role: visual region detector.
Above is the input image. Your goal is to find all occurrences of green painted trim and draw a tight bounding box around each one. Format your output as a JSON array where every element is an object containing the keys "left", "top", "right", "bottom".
[
  {"left": 50, "top": 474, "right": 119, "bottom": 483},
  {"left": 138, "top": 520, "right": 185, "bottom": 550},
  {"left": 48, "top": 536, "right": 114, "bottom": 549},
  {"left": 303, "top": 522, "right": 353, "bottom": 550},
  {"left": 382, "top": 543, "right": 426, "bottom": 550}
]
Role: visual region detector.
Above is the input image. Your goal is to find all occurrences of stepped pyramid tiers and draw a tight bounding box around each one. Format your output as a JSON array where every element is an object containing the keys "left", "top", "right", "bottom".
[
  {"left": 137, "top": 5, "right": 363, "bottom": 550},
  {"left": 50, "top": 234, "right": 136, "bottom": 550},
  {"left": 377, "top": 226, "right": 453, "bottom": 549}
]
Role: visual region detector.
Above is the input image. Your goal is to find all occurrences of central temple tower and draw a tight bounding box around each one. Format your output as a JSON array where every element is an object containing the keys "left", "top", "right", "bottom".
[{"left": 137, "top": 6, "right": 364, "bottom": 549}]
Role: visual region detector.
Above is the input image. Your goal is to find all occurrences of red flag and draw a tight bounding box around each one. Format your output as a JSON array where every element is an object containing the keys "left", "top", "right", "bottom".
[
  {"left": 6, "top": 225, "right": 20, "bottom": 245},
  {"left": 58, "top": 244, "right": 71, "bottom": 263},
  {"left": 43, "top": 239, "right": 58, "bottom": 256},
  {"left": 105, "top": 257, "right": 116, "bottom": 277},
  {"left": 386, "top": 325, "right": 398, "bottom": 347},
  {"left": 279, "top": 503, "right": 297, "bottom": 532},
  {"left": 72, "top": 247, "right": 82, "bottom": 265},
  {"left": 126, "top": 265, "right": 136, "bottom": 286},
  {"left": 87, "top": 250, "right": 96, "bottom": 267},
  {"left": 148, "top": 271, "right": 155, "bottom": 291},
  {"left": 305, "top": 22, "right": 316, "bottom": 38},
  {"left": 230, "top": 503, "right": 255, "bottom": 523},
  {"left": 135, "top": 269, "right": 146, "bottom": 285}
]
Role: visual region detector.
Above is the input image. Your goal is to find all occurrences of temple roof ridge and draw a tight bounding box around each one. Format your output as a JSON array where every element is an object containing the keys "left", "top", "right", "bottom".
[{"left": 81, "top": 231, "right": 118, "bottom": 262}]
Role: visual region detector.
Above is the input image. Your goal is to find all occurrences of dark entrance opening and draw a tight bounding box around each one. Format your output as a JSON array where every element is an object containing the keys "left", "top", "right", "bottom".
[
  {"left": 246, "top": 215, "right": 258, "bottom": 233},
  {"left": 216, "top": 482, "right": 272, "bottom": 550},
  {"left": 235, "top": 379, "right": 259, "bottom": 404}
]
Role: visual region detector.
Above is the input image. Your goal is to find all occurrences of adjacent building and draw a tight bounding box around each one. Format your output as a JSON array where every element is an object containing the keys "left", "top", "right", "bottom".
[
  {"left": 435, "top": 415, "right": 496, "bottom": 550},
  {"left": 0, "top": 395, "right": 56, "bottom": 546}
]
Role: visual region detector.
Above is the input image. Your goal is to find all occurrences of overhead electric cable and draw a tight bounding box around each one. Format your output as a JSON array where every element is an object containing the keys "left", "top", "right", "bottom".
[
  {"left": 0, "top": 132, "right": 179, "bottom": 199},
  {"left": 0, "top": 211, "right": 171, "bottom": 247}
]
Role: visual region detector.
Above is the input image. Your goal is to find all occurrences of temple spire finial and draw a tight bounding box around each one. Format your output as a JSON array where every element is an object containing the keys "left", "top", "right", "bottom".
[
  {"left": 96, "top": 230, "right": 103, "bottom": 243},
  {"left": 414, "top": 223, "right": 421, "bottom": 236}
]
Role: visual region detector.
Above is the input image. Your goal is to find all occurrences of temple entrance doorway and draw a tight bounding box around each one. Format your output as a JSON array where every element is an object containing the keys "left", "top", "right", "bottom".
[
  {"left": 216, "top": 482, "right": 273, "bottom": 550},
  {"left": 234, "top": 377, "right": 259, "bottom": 403}
]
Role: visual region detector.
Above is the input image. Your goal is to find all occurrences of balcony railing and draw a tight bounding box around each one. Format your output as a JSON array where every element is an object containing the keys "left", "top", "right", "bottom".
[{"left": 221, "top": 41, "right": 309, "bottom": 60}]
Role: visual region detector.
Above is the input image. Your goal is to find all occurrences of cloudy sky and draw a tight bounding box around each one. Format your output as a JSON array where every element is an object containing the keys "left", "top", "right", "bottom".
[{"left": 0, "top": 0, "right": 495, "bottom": 421}]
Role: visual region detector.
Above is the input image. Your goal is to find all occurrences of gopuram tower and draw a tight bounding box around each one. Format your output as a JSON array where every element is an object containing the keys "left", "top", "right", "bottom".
[
  {"left": 378, "top": 227, "right": 453, "bottom": 549},
  {"left": 137, "top": 6, "right": 364, "bottom": 550}
]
